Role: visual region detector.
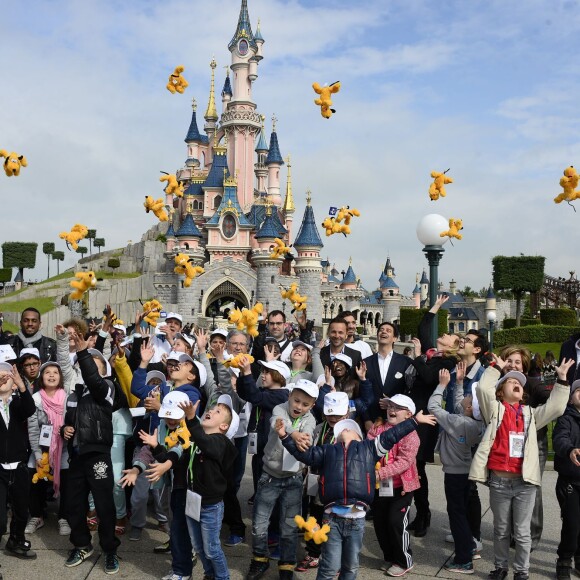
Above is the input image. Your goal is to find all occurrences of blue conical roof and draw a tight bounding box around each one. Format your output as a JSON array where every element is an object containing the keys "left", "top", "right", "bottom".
[
  {"left": 204, "top": 150, "right": 230, "bottom": 188},
  {"left": 413, "top": 284, "right": 421, "bottom": 294},
  {"left": 228, "top": 0, "right": 257, "bottom": 52},
  {"left": 294, "top": 204, "right": 323, "bottom": 248},
  {"left": 266, "top": 131, "right": 284, "bottom": 165},
  {"left": 343, "top": 265, "right": 356, "bottom": 283},
  {"left": 255, "top": 211, "right": 280, "bottom": 239},
  {"left": 166, "top": 221, "right": 175, "bottom": 238},
  {"left": 207, "top": 184, "right": 251, "bottom": 226},
  {"left": 222, "top": 75, "right": 232, "bottom": 97},
  {"left": 420, "top": 270, "right": 429, "bottom": 284},
  {"left": 175, "top": 213, "right": 202, "bottom": 238},
  {"left": 255, "top": 128, "right": 268, "bottom": 152},
  {"left": 185, "top": 108, "right": 208, "bottom": 143},
  {"left": 486, "top": 286, "right": 495, "bottom": 299},
  {"left": 380, "top": 276, "right": 399, "bottom": 289}
]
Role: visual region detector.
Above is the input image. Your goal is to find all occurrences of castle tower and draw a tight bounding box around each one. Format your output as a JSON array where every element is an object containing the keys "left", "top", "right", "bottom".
[
  {"left": 221, "top": 68, "right": 232, "bottom": 115},
  {"left": 420, "top": 269, "right": 429, "bottom": 303},
  {"left": 184, "top": 97, "right": 207, "bottom": 172},
  {"left": 413, "top": 274, "right": 421, "bottom": 308},
  {"left": 294, "top": 191, "right": 323, "bottom": 326},
  {"left": 340, "top": 259, "right": 357, "bottom": 290},
  {"left": 266, "top": 116, "right": 284, "bottom": 206},
  {"left": 449, "top": 279, "right": 457, "bottom": 295},
  {"left": 485, "top": 285, "right": 497, "bottom": 322},
  {"left": 254, "top": 118, "right": 269, "bottom": 195},
  {"left": 204, "top": 59, "right": 219, "bottom": 143},
  {"left": 165, "top": 210, "right": 177, "bottom": 253},
  {"left": 202, "top": 139, "right": 229, "bottom": 219},
  {"left": 282, "top": 155, "right": 295, "bottom": 242}
]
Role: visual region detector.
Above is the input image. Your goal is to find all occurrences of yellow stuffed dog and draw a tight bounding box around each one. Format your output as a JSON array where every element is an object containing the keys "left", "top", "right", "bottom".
[
  {"left": 321, "top": 206, "right": 360, "bottom": 237},
  {"left": 0, "top": 150, "right": 27, "bottom": 176},
  {"left": 174, "top": 253, "right": 204, "bottom": 287},
  {"left": 166, "top": 65, "right": 189, "bottom": 94},
  {"left": 223, "top": 353, "right": 255, "bottom": 369},
  {"left": 227, "top": 303, "right": 264, "bottom": 337},
  {"left": 160, "top": 173, "right": 184, "bottom": 197},
  {"left": 554, "top": 165, "right": 580, "bottom": 204},
  {"left": 70, "top": 271, "right": 97, "bottom": 300},
  {"left": 429, "top": 170, "right": 453, "bottom": 201},
  {"left": 142, "top": 299, "right": 163, "bottom": 327},
  {"left": 59, "top": 223, "right": 88, "bottom": 251},
  {"left": 165, "top": 420, "right": 191, "bottom": 450},
  {"left": 440, "top": 218, "right": 463, "bottom": 240},
  {"left": 294, "top": 516, "right": 330, "bottom": 544},
  {"left": 312, "top": 82, "right": 341, "bottom": 119},
  {"left": 280, "top": 283, "right": 307, "bottom": 312},
  {"left": 144, "top": 196, "right": 169, "bottom": 222},
  {"left": 269, "top": 238, "right": 292, "bottom": 260},
  {"left": 32, "top": 452, "right": 53, "bottom": 483}
]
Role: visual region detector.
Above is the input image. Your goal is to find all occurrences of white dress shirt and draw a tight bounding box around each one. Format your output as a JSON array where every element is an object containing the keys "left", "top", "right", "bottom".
[{"left": 377, "top": 351, "right": 394, "bottom": 385}]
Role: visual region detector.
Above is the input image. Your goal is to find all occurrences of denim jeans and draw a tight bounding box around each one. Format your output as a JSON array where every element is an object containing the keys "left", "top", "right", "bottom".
[
  {"left": 316, "top": 513, "right": 366, "bottom": 580},
  {"left": 489, "top": 472, "right": 536, "bottom": 573},
  {"left": 170, "top": 488, "right": 194, "bottom": 576},
  {"left": 186, "top": 501, "right": 230, "bottom": 580},
  {"left": 252, "top": 472, "right": 303, "bottom": 565}
]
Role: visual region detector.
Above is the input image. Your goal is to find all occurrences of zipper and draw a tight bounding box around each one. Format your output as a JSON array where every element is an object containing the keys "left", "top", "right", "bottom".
[
  {"left": 366, "top": 472, "right": 371, "bottom": 493},
  {"left": 320, "top": 476, "right": 325, "bottom": 496},
  {"left": 343, "top": 444, "right": 347, "bottom": 504}
]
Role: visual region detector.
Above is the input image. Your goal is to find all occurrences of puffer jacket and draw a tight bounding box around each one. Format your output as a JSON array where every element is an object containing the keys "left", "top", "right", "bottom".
[
  {"left": 553, "top": 404, "right": 580, "bottom": 483},
  {"left": 282, "top": 418, "right": 418, "bottom": 509},
  {"left": 469, "top": 366, "right": 569, "bottom": 486}
]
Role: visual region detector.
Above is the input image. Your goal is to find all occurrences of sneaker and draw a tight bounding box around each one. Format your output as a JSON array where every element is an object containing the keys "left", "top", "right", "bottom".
[
  {"left": 115, "top": 517, "right": 127, "bottom": 536},
  {"left": 157, "top": 521, "right": 170, "bottom": 534},
  {"left": 445, "top": 561, "right": 474, "bottom": 574},
  {"left": 225, "top": 534, "right": 245, "bottom": 546},
  {"left": 379, "top": 562, "right": 392, "bottom": 572},
  {"left": 472, "top": 538, "right": 483, "bottom": 560},
  {"left": 58, "top": 519, "right": 71, "bottom": 536},
  {"left": 129, "top": 526, "right": 142, "bottom": 541},
  {"left": 513, "top": 573, "right": 529, "bottom": 580},
  {"left": 105, "top": 553, "right": 120, "bottom": 575},
  {"left": 5, "top": 537, "right": 37, "bottom": 560},
  {"left": 488, "top": 569, "right": 508, "bottom": 580},
  {"left": 246, "top": 558, "right": 270, "bottom": 580},
  {"left": 279, "top": 569, "right": 294, "bottom": 580},
  {"left": 154, "top": 540, "right": 171, "bottom": 554},
  {"left": 386, "top": 564, "right": 414, "bottom": 577},
  {"left": 161, "top": 573, "right": 190, "bottom": 580},
  {"left": 445, "top": 532, "right": 454, "bottom": 544},
  {"left": 24, "top": 517, "right": 44, "bottom": 534},
  {"left": 296, "top": 555, "right": 320, "bottom": 572},
  {"left": 556, "top": 559, "right": 572, "bottom": 580},
  {"left": 65, "top": 545, "right": 94, "bottom": 567},
  {"left": 269, "top": 546, "right": 281, "bottom": 560}
]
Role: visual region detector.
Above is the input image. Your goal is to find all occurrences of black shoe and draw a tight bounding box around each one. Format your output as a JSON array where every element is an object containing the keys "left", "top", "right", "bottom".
[
  {"left": 5, "top": 537, "right": 37, "bottom": 560},
  {"left": 412, "top": 511, "right": 431, "bottom": 538},
  {"left": 557, "top": 560, "right": 572, "bottom": 580},
  {"left": 153, "top": 540, "right": 171, "bottom": 554},
  {"left": 246, "top": 558, "right": 270, "bottom": 580},
  {"left": 488, "top": 569, "right": 508, "bottom": 580},
  {"left": 575, "top": 559, "right": 580, "bottom": 575},
  {"left": 279, "top": 569, "right": 294, "bottom": 580},
  {"left": 105, "top": 553, "right": 120, "bottom": 575},
  {"left": 513, "top": 573, "right": 529, "bottom": 580}
]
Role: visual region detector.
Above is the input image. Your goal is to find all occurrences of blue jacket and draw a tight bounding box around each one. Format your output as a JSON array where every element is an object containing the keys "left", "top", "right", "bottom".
[
  {"left": 282, "top": 418, "right": 418, "bottom": 509},
  {"left": 444, "top": 360, "right": 485, "bottom": 412}
]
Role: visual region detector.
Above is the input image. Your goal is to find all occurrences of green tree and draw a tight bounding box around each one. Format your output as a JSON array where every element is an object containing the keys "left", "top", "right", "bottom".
[
  {"left": 461, "top": 286, "right": 478, "bottom": 298},
  {"left": 0, "top": 267, "right": 11, "bottom": 295},
  {"left": 86, "top": 229, "right": 96, "bottom": 256},
  {"left": 76, "top": 246, "right": 88, "bottom": 260},
  {"left": 52, "top": 251, "right": 65, "bottom": 275},
  {"left": 2, "top": 242, "right": 38, "bottom": 283},
  {"left": 94, "top": 238, "right": 105, "bottom": 254},
  {"left": 42, "top": 242, "right": 55, "bottom": 279},
  {"left": 107, "top": 257, "right": 120, "bottom": 273},
  {"left": 492, "top": 255, "right": 545, "bottom": 327}
]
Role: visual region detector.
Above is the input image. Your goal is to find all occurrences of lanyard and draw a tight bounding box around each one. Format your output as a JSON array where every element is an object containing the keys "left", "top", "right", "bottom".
[
  {"left": 292, "top": 416, "right": 300, "bottom": 428},
  {"left": 319, "top": 421, "right": 334, "bottom": 445},
  {"left": 187, "top": 443, "right": 198, "bottom": 481}
]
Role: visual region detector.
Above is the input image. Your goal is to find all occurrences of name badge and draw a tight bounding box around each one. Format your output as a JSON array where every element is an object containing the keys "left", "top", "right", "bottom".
[
  {"left": 40, "top": 425, "right": 53, "bottom": 447},
  {"left": 185, "top": 489, "right": 202, "bottom": 521},
  {"left": 509, "top": 432, "right": 524, "bottom": 458},
  {"left": 379, "top": 477, "right": 394, "bottom": 497},
  {"left": 282, "top": 448, "right": 300, "bottom": 471},
  {"left": 248, "top": 432, "right": 258, "bottom": 455}
]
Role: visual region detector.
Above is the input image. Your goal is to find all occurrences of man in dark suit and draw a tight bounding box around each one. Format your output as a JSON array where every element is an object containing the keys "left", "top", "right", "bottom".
[
  {"left": 559, "top": 332, "right": 580, "bottom": 384},
  {"left": 364, "top": 321, "right": 411, "bottom": 422},
  {"left": 320, "top": 318, "right": 362, "bottom": 379}
]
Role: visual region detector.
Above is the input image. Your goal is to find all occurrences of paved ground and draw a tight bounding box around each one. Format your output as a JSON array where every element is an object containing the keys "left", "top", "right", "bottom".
[{"left": 1, "top": 462, "right": 568, "bottom": 579}]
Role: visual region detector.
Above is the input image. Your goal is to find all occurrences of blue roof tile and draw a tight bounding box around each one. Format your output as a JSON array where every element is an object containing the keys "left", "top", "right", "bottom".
[
  {"left": 204, "top": 150, "right": 229, "bottom": 188},
  {"left": 222, "top": 75, "right": 233, "bottom": 97},
  {"left": 294, "top": 204, "right": 323, "bottom": 248},
  {"left": 175, "top": 213, "right": 202, "bottom": 238},
  {"left": 228, "top": 0, "right": 257, "bottom": 52},
  {"left": 380, "top": 277, "right": 399, "bottom": 289},
  {"left": 184, "top": 109, "right": 208, "bottom": 144},
  {"left": 255, "top": 211, "right": 280, "bottom": 239},
  {"left": 255, "top": 128, "right": 268, "bottom": 152},
  {"left": 413, "top": 284, "right": 421, "bottom": 294},
  {"left": 207, "top": 184, "right": 251, "bottom": 226},
  {"left": 184, "top": 181, "right": 204, "bottom": 195},
  {"left": 166, "top": 221, "right": 175, "bottom": 238},
  {"left": 486, "top": 286, "right": 495, "bottom": 299},
  {"left": 420, "top": 271, "right": 429, "bottom": 284},
  {"left": 342, "top": 265, "right": 356, "bottom": 283},
  {"left": 266, "top": 131, "right": 284, "bottom": 165}
]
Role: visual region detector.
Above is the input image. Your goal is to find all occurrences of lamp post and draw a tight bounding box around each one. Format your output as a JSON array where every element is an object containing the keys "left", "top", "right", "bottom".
[
  {"left": 417, "top": 214, "right": 449, "bottom": 347},
  {"left": 361, "top": 309, "right": 368, "bottom": 336},
  {"left": 487, "top": 310, "right": 497, "bottom": 352},
  {"left": 323, "top": 298, "right": 329, "bottom": 321},
  {"left": 330, "top": 303, "right": 335, "bottom": 320},
  {"left": 210, "top": 306, "right": 217, "bottom": 331}
]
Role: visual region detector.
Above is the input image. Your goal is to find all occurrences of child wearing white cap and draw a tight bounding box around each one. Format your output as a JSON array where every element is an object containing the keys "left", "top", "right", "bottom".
[
  {"left": 277, "top": 408, "right": 436, "bottom": 580},
  {"left": 367, "top": 393, "right": 422, "bottom": 577}
]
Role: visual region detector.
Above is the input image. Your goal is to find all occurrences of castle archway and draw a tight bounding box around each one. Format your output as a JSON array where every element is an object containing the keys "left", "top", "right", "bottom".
[{"left": 202, "top": 279, "right": 250, "bottom": 319}]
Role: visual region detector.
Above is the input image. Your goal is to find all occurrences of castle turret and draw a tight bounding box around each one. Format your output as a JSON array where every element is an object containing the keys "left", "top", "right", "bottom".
[
  {"left": 485, "top": 285, "right": 496, "bottom": 323},
  {"left": 165, "top": 209, "right": 177, "bottom": 253},
  {"left": 420, "top": 269, "right": 429, "bottom": 303},
  {"left": 221, "top": 68, "right": 232, "bottom": 114},
  {"left": 282, "top": 154, "right": 295, "bottom": 241},
  {"left": 413, "top": 274, "right": 421, "bottom": 309},
  {"left": 254, "top": 118, "right": 268, "bottom": 195},
  {"left": 266, "top": 116, "right": 284, "bottom": 205},
  {"left": 204, "top": 59, "right": 219, "bottom": 140},
  {"left": 449, "top": 279, "right": 457, "bottom": 295},
  {"left": 294, "top": 191, "right": 323, "bottom": 326},
  {"left": 202, "top": 139, "right": 229, "bottom": 219},
  {"left": 340, "top": 260, "right": 357, "bottom": 290},
  {"left": 184, "top": 98, "right": 208, "bottom": 173},
  {"left": 253, "top": 18, "right": 264, "bottom": 59}
]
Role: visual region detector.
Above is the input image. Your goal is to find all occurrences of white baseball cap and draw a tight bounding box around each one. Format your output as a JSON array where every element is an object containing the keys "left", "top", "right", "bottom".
[
  {"left": 146, "top": 370, "right": 166, "bottom": 385},
  {"left": 166, "top": 312, "right": 183, "bottom": 324},
  {"left": 19, "top": 347, "right": 40, "bottom": 361},
  {"left": 292, "top": 340, "right": 313, "bottom": 352},
  {"left": 333, "top": 353, "right": 353, "bottom": 368},
  {"left": 496, "top": 370, "right": 526, "bottom": 390},
  {"left": 333, "top": 418, "right": 363, "bottom": 441},
  {"left": 176, "top": 333, "right": 194, "bottom": 348},
  {"left": 167, "top": 351, "right": 195, "bottom": 366},
  {"left": 0, "top": 361, "right": 13, "bottom": 373},
  {"left": 291, "top": 378, "right": 319, "bottom": 399},
  {"left": 39, "top": 361, "right": 61, "bottom": 375},
  {"left": 323, "top": 392, "right": 349, "bottom": 416},
  {"left": 387, "top": 394, "right": 416, "bottom": 415},
  {"left": 159, "top": 391, "right": 190, "bottom": 420},
  {"left": 258, "top": 360, "right": 291, "bottom": 381},
  {"left": 88, "top": 348, "right": 112, "bottom": 377},
  {"left": 0, "top": 345, "right": 17, "bottom": 363},
  {"left": 113, "top": 324, "right": 127, "bottom": 334},
  {"left": 216, "top": 394, "right": 240, "bottom": 440},
  {"left": 193, "top": 360, "right": 207, "bottom": 387},
  {"left": 210, "top": 329, "right": 228, "bottom": 340}
]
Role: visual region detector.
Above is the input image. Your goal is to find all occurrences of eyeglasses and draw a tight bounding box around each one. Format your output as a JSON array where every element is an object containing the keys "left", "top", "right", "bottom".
[
  {"left": 460, "top": 336, "right": 474, "bottom": 345},
  {"left": 23, "top": 362, "right": 40, "bottom": 369},
  {"left": 268, "top": 321, "right": 284, "bottom": 326}
]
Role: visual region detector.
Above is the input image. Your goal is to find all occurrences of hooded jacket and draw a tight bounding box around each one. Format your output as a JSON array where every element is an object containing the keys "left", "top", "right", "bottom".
[{"left": 553, "top": 403, "right": 580, "bottom": 483}]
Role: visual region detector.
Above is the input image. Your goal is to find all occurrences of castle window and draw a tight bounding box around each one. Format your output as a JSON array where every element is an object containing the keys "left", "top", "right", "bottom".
[
  {"left": 271, "top": 275, "right": 275, "bottom": 284},
  {"left": 214, "top": 195, "right": 222, "bottom": 209},
  {"left": 222, "top": 214, "right": 236, "bottom": 239},
  {"left": 458, "top": 322, "right": 465, "bottom": 332}
]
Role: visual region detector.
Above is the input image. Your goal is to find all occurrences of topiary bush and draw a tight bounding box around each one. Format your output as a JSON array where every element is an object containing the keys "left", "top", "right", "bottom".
[
  {"left": 399, "top": 308, "right": 448, "bottom": 339},
  {"left": 502, "top": 318, "right": 541, "bottom": 329},
  {"left": 540, "top": 308, "right": 577, "bottom": 326},
  {"left": 494, "top": 325, "right": 580, "bottom": 348}
]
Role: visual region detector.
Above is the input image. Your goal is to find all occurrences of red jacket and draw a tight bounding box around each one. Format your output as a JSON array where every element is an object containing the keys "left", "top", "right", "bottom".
[{"left": 487, "top": 402, "right": 525, "bottom": 474}]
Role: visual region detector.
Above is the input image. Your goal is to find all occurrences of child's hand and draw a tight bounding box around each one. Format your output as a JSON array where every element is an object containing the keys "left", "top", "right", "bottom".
[
  {"left": 456, "top": 361, "right": 466, "bottom": 383},
  {"left": 178, "top": 400, "right": 199, "bottom": 420},
  {"left": 55, "top": 323, "right": 67, "bottom": 337},
  {"left": 355, "top": 360, "right": 367, "bottom": 380},
  {"left": 10, "top": 365, "right": 26, "bottom": 392},
  {"left": 144, "top": 396, "right": 161, "bottom": 412},
  {"left": 556, "top": 358, "right": 575, "bottom": 381},
  {"left": 211, "top": 340, "right": 225, "bottom": 362},
  {"left": 194, "top": 329, "right": 208, "bottom": 352},
  {"left": 491, "top": 353, "right": 506, "bottom": 370},
  {"left": 63, "top": 426, "right": 75, "bottom": 440},
  {"left": 411, "top": 337, "right": 421, "bottom": 356},
  {"left": 438, "top": 369, "right": 451, "bottom": 387},
  {"left": 291, "top": 431, "right": 311, "bottom": 452},
  {"left": 139, "top": 428, "right": 158, "bottom": 448},
  {"left": 119, "top": 467, "right": 139, "bottom": 488},
  {"left": 570, "top": 448, "right": 580, "bottom": 467},
  {"left": 415, "top": 410, "right": 437, "bottom": 426},
  {"left": 264, "top": 343, "right": 280, "bottom": 362},
  {"left": 275, "top": 417, "right": 286, "bottom": 438},
  {"left": 238, "top": 355, "right": 252, "bottom": 375},
  {"left": 69, "top": 330, "right": 88, "bottom": 352},
  {"left": 140, "top": 342, "right": 155, "bottom": 365},
  {"left": 146, "top": 460, "right": 172, "bottom": 483},
  {"left": 324, "top": 365, "right": 332, "bottom": 386}
]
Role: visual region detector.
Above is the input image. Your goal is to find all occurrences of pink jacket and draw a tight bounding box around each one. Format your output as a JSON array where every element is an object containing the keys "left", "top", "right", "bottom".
[{"left": 367, "top": 422, "right": 421, "bottom": 493}]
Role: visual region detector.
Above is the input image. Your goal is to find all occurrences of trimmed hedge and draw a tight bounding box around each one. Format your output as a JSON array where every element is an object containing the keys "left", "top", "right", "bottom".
[
  {"left": 503, "top": 318, "right": 540, "bottom": 329},
  {"left": 2, "top": 242, "right": 38, "bottom": 269},
  {"left": 494, "top": 325, "right": 580, "bottom": 348},
  {"left": 540, "top": 308, "right": 577, "bottom": 326},
  {"left": 399, "top": 308, "right": 448, "bottom": 338}
]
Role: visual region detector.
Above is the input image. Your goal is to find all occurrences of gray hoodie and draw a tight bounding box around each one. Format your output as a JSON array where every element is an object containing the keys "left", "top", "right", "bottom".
[{"left": 428, "top": 384, "right": 484, "bottom": 474}]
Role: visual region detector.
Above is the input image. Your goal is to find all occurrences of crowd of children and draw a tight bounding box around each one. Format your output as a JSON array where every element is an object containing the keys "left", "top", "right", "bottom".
[{"left": 0, "top": 303, "right": 579, "bottom": 580}]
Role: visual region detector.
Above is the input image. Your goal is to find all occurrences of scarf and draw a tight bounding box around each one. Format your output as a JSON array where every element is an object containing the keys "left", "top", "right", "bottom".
[
  {"left": 425, "top": 348, "right": 443, "bottom": 361},
  {"left": 18, "top": 330, "right": 43, "bottom": 348},
  {"left": 39, "top": 388, "right": 66, "bottom": 497}
]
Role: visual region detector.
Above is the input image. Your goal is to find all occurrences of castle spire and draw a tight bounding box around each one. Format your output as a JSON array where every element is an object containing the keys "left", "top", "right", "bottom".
[
  {"left": 282, "top": 155, "right": 295, "bottom": 213},
  {"left": 228, "top": 0, "right": 256, "bottom": 52},
  {"left": 294, "top": 191, "right": 323, "bottom": 249},
  {"left": 204, "top": 58, "right": 218, "bottom": 121},
  {"left": 185, "top": 97, "right": 204, "bottom": 143}
]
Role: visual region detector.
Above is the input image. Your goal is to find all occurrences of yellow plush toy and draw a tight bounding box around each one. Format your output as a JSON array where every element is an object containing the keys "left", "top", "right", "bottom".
[
  {"left": 269, "top": 238, "right": 292, "bottom": 260},
  {"left": 32, "top": 452, "right": 53, "bottom": 484},
  {"left": 223, "top": 353, "right": 255, "bottom": 369},
  {"left": 144, "top": 196, "right": 169, "bottom": 222},
  {"left": 174, "top": 253, "right": 204, "bottom": 287},
  {"left": 322, "top": 206, "right": 360, "bottom": 237},
  {"left": 142, "top": 299, "right": 163, "bottom": 327},
  {"left": 165, "top": 420, "right": 191, "bottom": 450},
  {"left": 70, "top": 271, "right": 97, "bottom": 300},
  {"left": 228, "top": 303, "right": 264, "bottom": 337},
  {"left": 312, "top": 82, "right": 341, "bottom": 119},
  {"left": 321, "top": 217, "right": 335, "bottom": 237},
  {"left": 0, "top": 150, "right": 27, "bottom": 176},
  {"left": 160, "top": 173, "right": 184, "bottom": 197},
  {"left": 554, "top": 165, "right": 580, "bottom": 205},
  {"left": 429, "top": 169, "right": 453, "bottom": 201},
  {"left": 166, "top": 65, "right": 189, "bottom": 94},
  {"left": 59, "top": 223, "right": 88, "bottom": 251},
  {"left": 280, "top": 283, "right": 307, "bottom": 312},
  {"left": 294, "top": 515, "right": 330, "bottom": 544},
  {"left": 440, "top": 218, "right": 463, "bottom": 240}
]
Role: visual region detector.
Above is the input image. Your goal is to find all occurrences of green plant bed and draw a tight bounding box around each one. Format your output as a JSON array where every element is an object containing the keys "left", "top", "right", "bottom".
[
  {"left": 94, "top": 271, "right": 141, "bottom": 279},
  {"left": 0, "top": 296, "right": 56, "bottom": 314},
  {"left": 493, "top": 342, "right": 563, "bottom": 357},
  {"left": 1, "top": 321, "right": 18, "bottom": 333}
]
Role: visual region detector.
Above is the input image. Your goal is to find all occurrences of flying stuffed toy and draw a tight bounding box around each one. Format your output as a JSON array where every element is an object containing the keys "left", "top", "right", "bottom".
[
  {"left": 321, "top": 206, "right": 360, "bottom": 237},
  {"left": 59, "top": 223, "right": 88, "bottom": 251},
  {"left": 144, "top": 196, "right": 169, "bottom": 222},
  {"left": 554, "top": 165, "right": 580, "bottom": 206},
  {"left": 0, "top": 150, "right": 27, "bottom": 176},
  {"left": 223, "top": 353, "right": 255, "bottom": 369},
  {"left": 429, "top": 169, "right": 453, "bottom": 201},
  {"left": 174, "top": 253, "right": 204, "bottom": 287},
  {"left": 294, "top": 515, "right": 330, "bottom": 544},
  {"left": 228, "top": 303, "right": 264, "bottom": 337},
  {"left": 32, "top": 452, "right": 53, "bottom": 483},
  {"left": 160, "top": 172, "right": 184, "bottom": 197},
  {"left": 70, "top": 271, "right": 97, "bottom": 300},
  {"left": 269, "top": 238, "right": 292, "bottom": 259},
  {"left": 440, "top": 218, "right": 463, "bottom": 241},
  {"left": 336, "top": 206, "right": 360, "bottom": 226},
  {"left": 312, "top": 81, "right": 341, "bottom": 119},
  {"left": 166, "top": 65, "right": 189, "bottom": 94},
  {"left": 165, "top": 420, "right": 191, "bottom": 450},
  {"left": 142, "top": 299, "right": 163, "bottom": 327},
  {"left": 280, "top": 283, "right": 307, "bottom": 312}
]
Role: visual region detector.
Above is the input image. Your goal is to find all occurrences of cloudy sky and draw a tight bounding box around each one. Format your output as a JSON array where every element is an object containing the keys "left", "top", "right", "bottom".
[{"left": 2, "top": 0, "right": 579, "bottom": 294}]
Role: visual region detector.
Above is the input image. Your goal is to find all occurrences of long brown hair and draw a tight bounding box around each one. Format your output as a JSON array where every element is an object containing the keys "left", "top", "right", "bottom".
[{"left": 40, "top": 363, "right": 65, "bottom": 390}]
